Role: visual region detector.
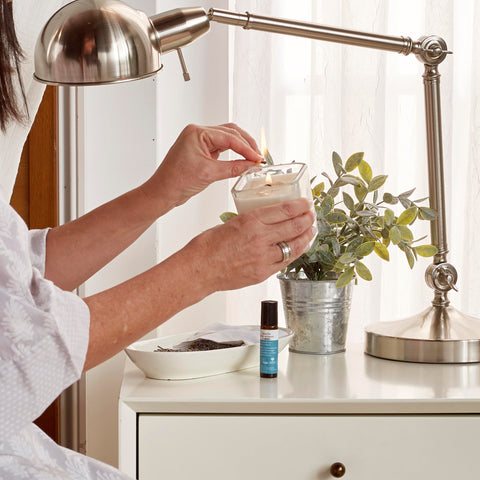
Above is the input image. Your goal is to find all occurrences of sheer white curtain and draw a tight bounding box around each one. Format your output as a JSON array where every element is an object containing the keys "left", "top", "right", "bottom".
[{"left": 225, "top": 0, "right": 480, "bottom": 342}]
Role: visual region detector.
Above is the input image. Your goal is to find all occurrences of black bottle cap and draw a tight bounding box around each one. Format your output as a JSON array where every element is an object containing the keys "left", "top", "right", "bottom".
[{"left": 261, "top": 300, "right": 278, "bottom": 327}]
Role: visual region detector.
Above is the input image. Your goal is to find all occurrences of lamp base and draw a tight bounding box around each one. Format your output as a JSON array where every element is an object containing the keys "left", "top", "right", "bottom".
[{"left": 365, "top": 305, "right": 480, "bottom": 363}]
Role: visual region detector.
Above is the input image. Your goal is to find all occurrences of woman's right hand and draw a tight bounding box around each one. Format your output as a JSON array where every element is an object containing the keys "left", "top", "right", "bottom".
[{"left": 186, "top": 197, "right": 316, "bottom": 293}]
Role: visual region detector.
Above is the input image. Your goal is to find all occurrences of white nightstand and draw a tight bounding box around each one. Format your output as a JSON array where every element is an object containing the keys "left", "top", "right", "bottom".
[{"left": 119, "top": 344, "right": 480, "bottom": 479}]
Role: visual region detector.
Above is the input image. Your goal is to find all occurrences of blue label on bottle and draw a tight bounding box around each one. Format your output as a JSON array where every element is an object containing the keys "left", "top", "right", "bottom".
[{"left": 260, "top": 338, "right": 278, "bottom": 375}]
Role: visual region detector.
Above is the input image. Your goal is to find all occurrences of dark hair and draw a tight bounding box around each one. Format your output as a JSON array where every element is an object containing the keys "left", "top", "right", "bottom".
[{"left": 0, "top": 0, "right": 28, "bottom": 132}]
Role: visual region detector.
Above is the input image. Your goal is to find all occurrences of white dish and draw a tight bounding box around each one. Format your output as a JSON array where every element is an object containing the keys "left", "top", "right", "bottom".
[{"left": 125, "top": 327, "right": 293, "bottom": 380}]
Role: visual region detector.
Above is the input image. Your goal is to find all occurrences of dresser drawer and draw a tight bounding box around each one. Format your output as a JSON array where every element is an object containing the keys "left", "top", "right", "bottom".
[{"left": 138, "top": 414, "right": 480, "bottom": 479}]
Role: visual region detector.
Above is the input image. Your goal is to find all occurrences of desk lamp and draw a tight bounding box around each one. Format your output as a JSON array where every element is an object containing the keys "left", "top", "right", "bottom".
[{"left": 34, "top": 0, "right": 480, "bottom": 363}]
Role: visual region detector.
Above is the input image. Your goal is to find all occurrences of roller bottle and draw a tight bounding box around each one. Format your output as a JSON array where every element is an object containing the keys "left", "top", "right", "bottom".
[{"left": 260, "top": 300, "right": 278, "bottom": 378}]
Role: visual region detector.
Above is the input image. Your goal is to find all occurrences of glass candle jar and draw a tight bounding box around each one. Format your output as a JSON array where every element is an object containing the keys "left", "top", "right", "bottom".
[{"left": 232, "top": 163, "right": 311, "bottom": 214}]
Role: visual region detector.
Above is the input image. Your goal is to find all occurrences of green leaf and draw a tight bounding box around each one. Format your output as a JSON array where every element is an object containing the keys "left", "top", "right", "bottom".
[
  {"left": 418, "top": 207, "right": 437, "bottom": 221},
  {"left": 399, "top": 197, "right": 413, "bottom": 209},
  {"left": 397, "top": 206, "right": 418, "bottom": 225},
  {"left": 342, "top": 192, "right": 355, "bottom": 211},
  {"left": 357, "top": 210, "right": 376, "bottom": 218},
  {"left": 368, "top": 175, "right": 388, "bottom": 192},
  {"left": 316, "top": 217, "right": 332, "bottom": 236},
  {"left": 345, "top": 152, "right": 364, "bottom": 172},
  {"left": 383, "top": 193, "right": 399, "bottom": 205},
  {"left": 339, "top": 252, "right": 356, "bottom": 264},
  {"left": 322, "top": 171, "right": 334, "bottom": 186},
  {"left": 384, "top": 208, "right": 395, "bottom": 226},
  {"left": 398, "top": 225, "right": 414, "bottom": 242},
  {"left": 399, "top": 187, "right": 416, "bottom": 199},
  {"left": 362, "top": 226, "right": 378, "bottom": 240},
  {"left": 220, "top": 212, "right": 237, "bottom": 223},
  {"left": 312, "top": 182, "right": 325, "bottom": 197},
  {"left": 413, "top": 196, "right": 429, "bottom": 204},
  {"left": 326, "top": 237, "right": 341, "bottom": 256},
  {"left": 341, "top": 175, "right": 363, "bottom": 186},
  {"left": 332, "top": 151, "right": 343, "bottom": 176},
  {"left": 346, "top": 236, "right": 365, "bottom": 252},
  {"left": 355, "top": 241, "right": 376, "bottom": 257},
  {"left": 411, "top": 235, "right": 428, "bottom": 244},
  {"left": 325, "top": 211, "right": 348, "bottom": 224},
  {"left": 336, "top": 267, "right": 355, "bottom": 287},
  {"left": 355, "top": 261, "right": 372, "bottom": 281},
  {"left": 333, "top": 178, "right": 347, "bottom": 188},
  {"left": 317, "top": 249, "right": 336, "bottom": 265},
  {"left": 358, "top": 160, "right": 373, "bottom": 183},
  {"left": 414, "top": 245, "right": 438, "bottom": 257},
  {"left": 389, "top": 226, "right": 402, "bottom": 245},
  {"left": 374, "top": 242, "right": 390, "bottom": 261},
  {"left": 320, "top": 195, "right": 335, "bottom": 215},
  {"left": 354, "top": 183, "right": 368, "bottom": 202},
  {"left": 327, "top": 187, "right": 340, "bottom": 198},
  {"left": 405, "top": 247, "right": 415, "bottom": 269}
]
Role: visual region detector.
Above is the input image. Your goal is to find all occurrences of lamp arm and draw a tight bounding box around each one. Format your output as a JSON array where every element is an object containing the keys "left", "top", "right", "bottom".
[
  {"left": 208, "top": 8, "right": 450, "bottom": 60},
  {"left": 208, "top": 8, "right": 415, "bottom": 53},
  {"left": 208, "top": 7, "right": 454, "bottom": 296}
]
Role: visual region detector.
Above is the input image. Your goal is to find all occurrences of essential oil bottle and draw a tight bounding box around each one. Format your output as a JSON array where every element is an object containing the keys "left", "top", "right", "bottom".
[{"left": 260, "top": 300, "right": 278, "bottom": 378}]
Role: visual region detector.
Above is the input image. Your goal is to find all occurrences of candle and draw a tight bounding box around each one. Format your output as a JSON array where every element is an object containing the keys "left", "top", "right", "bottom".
[{"left": 232, "top": 163, "right": 310, "bottom": 214}]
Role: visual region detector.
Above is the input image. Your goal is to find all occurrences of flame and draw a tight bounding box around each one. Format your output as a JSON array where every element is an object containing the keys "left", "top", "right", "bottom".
[
  {"left": 265, "top": 172, "right": 273, "bottom": 186},
  {"left": 261, "top": 126, "right": 267, "bottom": 157}
]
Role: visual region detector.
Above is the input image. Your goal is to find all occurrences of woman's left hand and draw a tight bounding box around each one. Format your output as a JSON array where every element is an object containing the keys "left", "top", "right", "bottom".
[{"left": 142, "top": 123, "right": 263, "bottom": 212}]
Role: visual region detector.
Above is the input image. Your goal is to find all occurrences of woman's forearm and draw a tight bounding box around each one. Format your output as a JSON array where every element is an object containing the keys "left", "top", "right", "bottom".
[
  {"left": 44, "top": 184, "right": 169, "bottom": 291},
  {"left": 82, "top": 235, "right": 213, "bottom": 370},
  {"left": 44, "top": 124, "right": 263, "bottom": 291}
]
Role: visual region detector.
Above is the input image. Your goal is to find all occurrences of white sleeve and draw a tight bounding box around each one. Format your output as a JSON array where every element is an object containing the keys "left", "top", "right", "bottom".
[
  {"left": 0, "top": 207, "right": 90, "bottom": 441},
  {"left": 28, "top": 228, "right": 50, "bottom": 275}
]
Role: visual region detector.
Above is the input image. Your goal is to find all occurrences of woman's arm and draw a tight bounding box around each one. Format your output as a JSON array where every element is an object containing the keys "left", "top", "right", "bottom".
[
  {"left": 45, "top": 124, "right": 263, "bottom": 290},
  {"left": 83, "top": 198, "right": 316, "bottom": 370}
]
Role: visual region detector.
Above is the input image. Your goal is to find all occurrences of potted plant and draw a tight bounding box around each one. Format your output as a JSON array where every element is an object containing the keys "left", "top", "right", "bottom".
[{"left": 223, "top": 151, "right": 438, "bottom": 355}]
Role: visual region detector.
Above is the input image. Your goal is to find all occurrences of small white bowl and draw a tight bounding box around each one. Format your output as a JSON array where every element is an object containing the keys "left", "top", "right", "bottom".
[{"left": 125, "top": 327, "right": 293, "bottom": 380}]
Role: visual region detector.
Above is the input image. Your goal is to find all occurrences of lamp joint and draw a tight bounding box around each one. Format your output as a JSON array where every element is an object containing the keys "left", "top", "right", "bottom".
[
  {"left": 415, "top": 35, "right": 452, "bottom": 65},
  {"left": 425, "top": 262, "right": 458, "bottom": 293}
]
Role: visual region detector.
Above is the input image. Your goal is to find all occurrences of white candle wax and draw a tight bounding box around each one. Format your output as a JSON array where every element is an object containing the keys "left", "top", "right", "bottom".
[{"left": 234, "top": 172, "right": 301, "bottom": 214}]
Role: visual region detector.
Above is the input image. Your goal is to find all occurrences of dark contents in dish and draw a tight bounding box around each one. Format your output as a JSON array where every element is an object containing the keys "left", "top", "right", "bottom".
[{"left": 155, "top": 338, "right": 245, "bottom": 352}]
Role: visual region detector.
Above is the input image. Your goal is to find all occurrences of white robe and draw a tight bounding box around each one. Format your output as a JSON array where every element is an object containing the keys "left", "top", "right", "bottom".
[
  {"left": 0, "top": 192, "right": 132, "bottom": 479},
  {"left": 0, "top": 1, "right": 132, "bottom": 478}
]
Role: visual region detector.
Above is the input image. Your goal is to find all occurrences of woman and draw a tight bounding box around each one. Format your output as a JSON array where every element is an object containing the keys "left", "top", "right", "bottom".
[{"left": 0, "top": 0, "right": 316, "bottom": 478}]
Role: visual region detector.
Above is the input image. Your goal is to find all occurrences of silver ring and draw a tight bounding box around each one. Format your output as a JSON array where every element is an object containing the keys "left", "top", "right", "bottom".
[{"left": 277, "top": 241, "right": 292, "bottom": 263}]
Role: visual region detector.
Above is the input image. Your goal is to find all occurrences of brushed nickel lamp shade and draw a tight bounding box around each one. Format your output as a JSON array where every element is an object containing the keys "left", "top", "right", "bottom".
[
  {"left": 34, "top": 1, "right": 480, "bottom": 363},
  {"left": 34, "top": 0, "right": 210, "bottom": 85}
]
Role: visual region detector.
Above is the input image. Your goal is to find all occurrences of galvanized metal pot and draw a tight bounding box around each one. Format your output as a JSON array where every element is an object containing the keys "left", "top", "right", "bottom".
[{"left": 278, "top": 274, "right": 353, "bottom": 355}]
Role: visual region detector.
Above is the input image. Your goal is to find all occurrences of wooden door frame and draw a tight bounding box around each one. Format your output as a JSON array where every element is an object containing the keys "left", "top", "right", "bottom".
[{"left": 10, "top": 86, "right": 60, "bottom": 442}]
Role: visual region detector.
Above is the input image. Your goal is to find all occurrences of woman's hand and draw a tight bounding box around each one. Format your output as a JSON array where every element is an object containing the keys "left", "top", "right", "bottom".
[
  {"left": 142, "top": 123, "right": 263, "bottom": 212},
  {"left": 185, "top": 197, "right": 317, "bottom": 293}
]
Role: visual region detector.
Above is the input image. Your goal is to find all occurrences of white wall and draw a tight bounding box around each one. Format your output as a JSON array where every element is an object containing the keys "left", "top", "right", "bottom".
[
  {"left": 81, "top": 0, "right": 230, "bottom": 468},
  {"left": 153, "top": 0, "right": 230, "bottom": 336},
  {"left": 82, "top": 0, "right": 157, "bottom": 467}
]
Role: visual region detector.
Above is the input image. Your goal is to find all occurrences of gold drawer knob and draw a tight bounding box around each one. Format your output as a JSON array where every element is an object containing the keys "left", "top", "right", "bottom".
[{"left": 330, "top": 462, "right": 346, "bottom": 478}]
